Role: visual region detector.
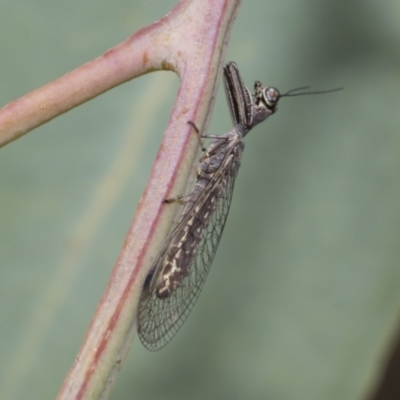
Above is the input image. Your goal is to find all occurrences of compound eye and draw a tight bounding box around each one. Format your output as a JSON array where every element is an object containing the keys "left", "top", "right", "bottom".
[{"left": 263, "top": 87, "right": 280, "bottom": 108}]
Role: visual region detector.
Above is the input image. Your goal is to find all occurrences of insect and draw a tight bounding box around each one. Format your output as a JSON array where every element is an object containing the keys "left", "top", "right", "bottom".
[{"left": 137, "top": 62, "right": 341, "bottom": 351}]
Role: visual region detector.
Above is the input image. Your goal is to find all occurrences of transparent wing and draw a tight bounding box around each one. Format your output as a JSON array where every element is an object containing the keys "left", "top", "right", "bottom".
[{"left": 137, "top": 154, "right": 240, "bottom": 351}]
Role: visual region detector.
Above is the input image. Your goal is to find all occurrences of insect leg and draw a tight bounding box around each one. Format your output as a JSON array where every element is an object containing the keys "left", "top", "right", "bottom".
[
  {"left": 163, "top": 193, "right": 192, "bottom": 204},
  {"left": 187, "top": 121, "right": 207, "bottom": 151},
  {"left": 187, "top": 120, "right": 229, "bottom": 142}
]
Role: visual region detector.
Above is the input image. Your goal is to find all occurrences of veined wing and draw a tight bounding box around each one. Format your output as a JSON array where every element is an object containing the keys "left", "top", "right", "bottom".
[{"left": 138, "top": 135, "right": 242, "bottom": 351}]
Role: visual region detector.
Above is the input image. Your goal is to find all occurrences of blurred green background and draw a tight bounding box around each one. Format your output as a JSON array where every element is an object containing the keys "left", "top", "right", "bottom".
[{"left": 1, "top": 0, "right": 399, "bottom": 399}]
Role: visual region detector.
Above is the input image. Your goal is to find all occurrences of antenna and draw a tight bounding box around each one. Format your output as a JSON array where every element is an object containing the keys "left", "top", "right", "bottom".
[{"left": 281, "top": 87, "right": 343, "bottom": 97}]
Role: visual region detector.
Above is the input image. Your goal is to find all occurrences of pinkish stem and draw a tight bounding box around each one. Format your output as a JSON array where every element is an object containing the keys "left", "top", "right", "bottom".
[{"left": 43, "top": 0, "right": 242, "bottom": 399}]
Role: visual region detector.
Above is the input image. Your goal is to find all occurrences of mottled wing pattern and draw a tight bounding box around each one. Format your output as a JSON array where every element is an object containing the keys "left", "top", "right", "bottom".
[{"left": 137, "top": 139, "right": 241, "bottom": 351}]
